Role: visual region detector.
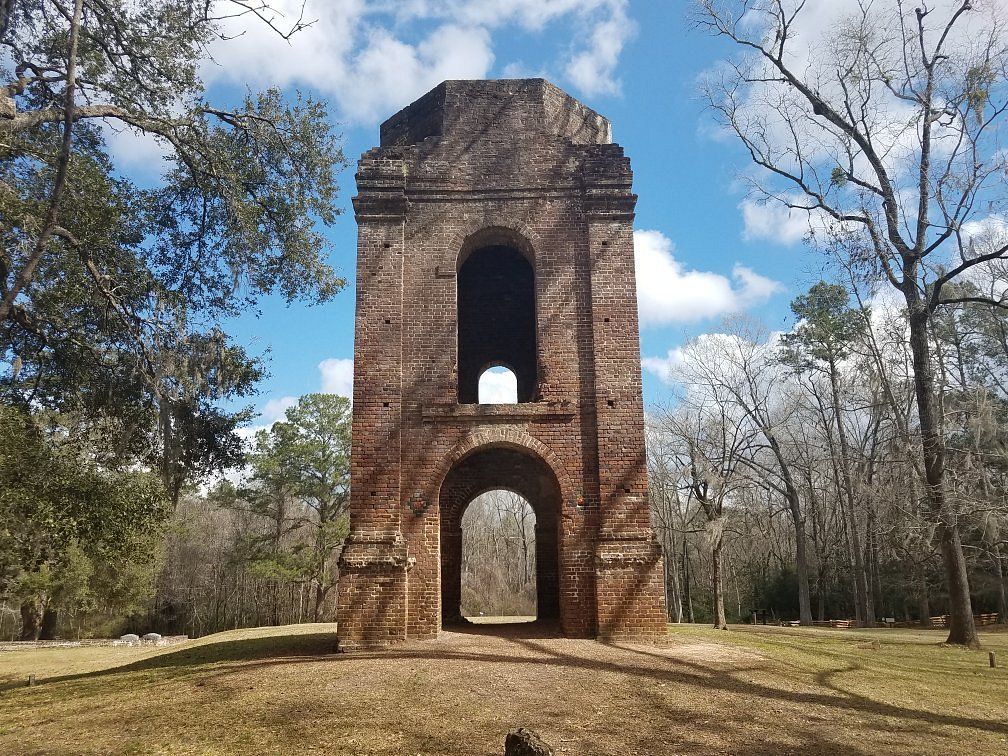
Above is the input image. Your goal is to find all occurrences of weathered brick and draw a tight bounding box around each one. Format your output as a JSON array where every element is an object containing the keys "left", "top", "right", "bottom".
[{"left": 337, "top": 79, "right": 666, "bottom": 649}]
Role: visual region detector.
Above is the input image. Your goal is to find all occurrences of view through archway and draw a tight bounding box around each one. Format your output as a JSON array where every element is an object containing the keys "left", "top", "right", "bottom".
[{"left": 460, "top": 490, "right": 537, "bottom": 621}]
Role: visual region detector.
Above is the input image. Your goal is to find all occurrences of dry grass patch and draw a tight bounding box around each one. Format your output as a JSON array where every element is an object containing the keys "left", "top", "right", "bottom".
[{"left": 0, "top": 622, "right": 1005, "bottom": 755}]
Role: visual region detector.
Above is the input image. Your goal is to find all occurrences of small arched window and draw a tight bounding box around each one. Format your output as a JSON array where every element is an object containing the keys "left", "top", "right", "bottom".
[{"left": 478, "top": 366, "right": 518, "bottom": 404}]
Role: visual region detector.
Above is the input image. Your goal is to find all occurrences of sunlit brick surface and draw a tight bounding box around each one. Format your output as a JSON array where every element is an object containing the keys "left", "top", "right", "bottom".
[{"left": 336, "top": 79, "right": 666, "bottom": 649}]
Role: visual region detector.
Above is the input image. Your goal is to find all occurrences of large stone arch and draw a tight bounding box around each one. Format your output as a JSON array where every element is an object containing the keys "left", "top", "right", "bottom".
[
  {"left": 438, "top": 220, "right": 543, "bottom": 276},
  {"left": 426, "top": 427, "right": 576, "bottom": 508},
  {"left": 438, "top": 438, "right": 564, "bottom": 624}
]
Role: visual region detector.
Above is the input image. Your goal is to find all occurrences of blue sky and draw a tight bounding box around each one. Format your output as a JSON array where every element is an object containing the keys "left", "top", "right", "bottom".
[{"left": 111, "top": 0, "right": 833, "bottom": 426}]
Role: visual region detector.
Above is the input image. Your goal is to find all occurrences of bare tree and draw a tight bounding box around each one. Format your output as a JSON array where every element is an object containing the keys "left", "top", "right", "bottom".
[
  {"left": 460, "top": 491, "right": 537, "bottom": 618},
  {"left": 659, "top": 399, "right": 755, "bottom": 629},
  {"left": 696, "top": 0, "right": 1008, "bottom": 647},
  {"left": 674, "top": 319, "right": 816, "bottom": 625}
]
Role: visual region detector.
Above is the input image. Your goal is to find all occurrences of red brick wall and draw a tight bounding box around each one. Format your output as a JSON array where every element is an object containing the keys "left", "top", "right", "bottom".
[{"left": 337, "top": 79, "right": 666, "bottom": 649}]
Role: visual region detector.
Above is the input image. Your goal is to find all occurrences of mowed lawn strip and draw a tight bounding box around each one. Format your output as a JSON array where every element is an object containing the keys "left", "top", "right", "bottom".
[{"left": 0, "top": 623, "right": 1005, "bottom": 755}]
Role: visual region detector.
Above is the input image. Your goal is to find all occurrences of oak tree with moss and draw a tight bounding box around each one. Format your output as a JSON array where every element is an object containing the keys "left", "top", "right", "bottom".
[{"left": 1, "top": 0, "right": 347, "bottom": 502}]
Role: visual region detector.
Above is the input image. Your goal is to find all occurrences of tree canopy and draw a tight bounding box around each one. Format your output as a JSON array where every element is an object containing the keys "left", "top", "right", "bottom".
[{"left": 1, "top": 0, "right": 348, "bottom": 502}]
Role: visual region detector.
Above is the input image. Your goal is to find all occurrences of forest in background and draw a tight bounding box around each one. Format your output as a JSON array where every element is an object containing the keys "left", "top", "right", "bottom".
[
  {"left": 461, "top": 490, "right": 537, "bottom": 618},
  {"left": 2, "top": 1, "right": 1008, "bottom": 649},
  {"left": 3, "top": 277, "right": 1006, "bottom": 640},
  {"left": 649, "top": 283, "right": 1008, "bottom": 628}
]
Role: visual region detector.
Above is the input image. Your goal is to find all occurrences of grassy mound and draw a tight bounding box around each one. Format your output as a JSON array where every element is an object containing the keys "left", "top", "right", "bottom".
[{"left": 1, "top": 623, "right": 1005, "bottom": 754}]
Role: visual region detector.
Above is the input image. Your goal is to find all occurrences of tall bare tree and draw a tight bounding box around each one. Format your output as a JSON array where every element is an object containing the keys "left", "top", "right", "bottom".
[
  {"left": 696, "top": 0, "right": 1008, "bottom": 647},
  {"left": 674, "top": 320, "right": 816, "bottom": 625}
]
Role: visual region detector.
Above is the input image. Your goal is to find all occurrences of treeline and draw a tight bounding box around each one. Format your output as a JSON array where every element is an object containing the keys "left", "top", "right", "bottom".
[
  {"left": 152, "top": 394, "right": 351, "bottom": 637},
  {"left": 0, "top": 394, "right": 351, "bottom": 641},
  {"left": 648, "top": 281, "right": 1008, "bottom": 630}
]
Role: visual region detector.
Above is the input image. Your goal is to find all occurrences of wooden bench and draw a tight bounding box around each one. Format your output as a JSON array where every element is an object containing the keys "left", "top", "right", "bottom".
[
  {"left": 811, "top": 619, "right": 858, "bottom": 628},
  {"left": 927, "top": 614, "right": 999, "bottom": 628}
]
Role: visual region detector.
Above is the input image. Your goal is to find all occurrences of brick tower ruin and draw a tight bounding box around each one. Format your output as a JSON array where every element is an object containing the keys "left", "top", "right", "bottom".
[{"left": 337, "top": 79, "right": 666, "bottom": 648}]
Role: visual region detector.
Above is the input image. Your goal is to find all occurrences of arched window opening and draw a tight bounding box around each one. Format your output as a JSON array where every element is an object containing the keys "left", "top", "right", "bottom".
[
  {"left": 460, "top": 490, "right": 537, "bottom": 621},
  {"left": 477, "top": 366, "right": 518, "bottom": 404},
  {"left": 457, "top": 243, "right": 537, "bottom": 404}
]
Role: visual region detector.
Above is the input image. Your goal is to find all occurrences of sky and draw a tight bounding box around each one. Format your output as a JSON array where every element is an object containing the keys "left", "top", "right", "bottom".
[{"left": 111, "top": 0, "right": 854, "bottom": 428}]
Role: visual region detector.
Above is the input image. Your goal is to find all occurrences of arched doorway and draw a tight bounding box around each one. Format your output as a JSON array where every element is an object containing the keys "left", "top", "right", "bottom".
[{"left": 439, "top": 445, "right": 561, "bottom": 627}]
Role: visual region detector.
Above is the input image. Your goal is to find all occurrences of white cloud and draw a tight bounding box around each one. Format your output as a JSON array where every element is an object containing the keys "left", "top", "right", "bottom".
[
  {"left": 262, "top": 395, "right": 297, "bottom": 423},
  {"left": 634, "top": 229, "right": 784, "bottom": 326},
  {"left": 961, "top": 213, "right": 1008, "bottom": 241},
  {"left": 740, "top": 200, "right": 814, "bottom": 246},
  {"left": 337, "top": 23, "right": 495, "bottom": 124},
  {"left": 478, "top": 366, "right": 518, "bottom": 403},
  {"left": 239, "top": 359, "right": 353, "bottom": 445},
  {"left": 565, "top": 2, "right": 635, "bottom": 96},
  {"left": 732, "top": 264, "right": 784, "bottom": 302},
  {"left": 207, "top": 4, "right": 493, "bottom": 124},
  {"left": 235, "top": 424, "right": 269, "bottom": 444},
  {"left": 236, "top": 395, "right": 296, "bottom": 444},
  {"left": 642, "top": 348, "right": 685, "bottom": 385},
  {"left": 202, "top": 0, "right": 635, "bottom": 124},
  {"left": 319, "top": 357, "right": 354, "bottom": 396},
  {"left": 101, "top": 122, "right": 171, "bottom": 173}
]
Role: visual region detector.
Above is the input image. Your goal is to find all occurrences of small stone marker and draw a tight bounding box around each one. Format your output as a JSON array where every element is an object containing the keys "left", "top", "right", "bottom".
[
  {"left": 504, "top": 728, "right": 554, "bottom": 756},
  {"left": 26, "top": 674, "right": 35, "bottom": 687},
  {"left": 990, "top": 651, "right": 997, "bottom": 669}
]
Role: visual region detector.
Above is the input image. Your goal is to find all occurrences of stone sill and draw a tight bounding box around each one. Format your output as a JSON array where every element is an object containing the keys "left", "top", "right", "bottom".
[{"left": 421, "top": 401, "right": 576, "bottom": 423}]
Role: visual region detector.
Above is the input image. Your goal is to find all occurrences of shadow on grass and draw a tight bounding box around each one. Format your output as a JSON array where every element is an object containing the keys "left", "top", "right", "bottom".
[
  {"left": 8, "top": 624, "right": 1007, "bottom": 751},
  {"left": 0, "top": 629, "right": 341, "bottom": 692}
]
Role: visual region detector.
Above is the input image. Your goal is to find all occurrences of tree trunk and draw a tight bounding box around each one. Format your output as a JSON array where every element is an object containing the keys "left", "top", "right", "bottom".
[
  {"left": 313, "top": 582, "right": 324, "bottom": 622},
  {"left": 789, "top": 497, "right": 814, "bottom": 626},
  {"left": 766, "top": 432, "right": 814, "bottom": 626},
  {"left": 938, "top": 522, "right": 977, "bottom": 644},
  {"left": 712, "top": 537, "right": 728, "bottom": 630},
  {"left": 682, "top": 540, "right": 695, "bottom": 623},
  {"left": 918, "top": 568, "right": 932, "bottom": 628},
  {"left": 39, "top": 608, "right": 59, "bottom": 640},
  {"left": 666, "top": 528, "right": 683, "bottom": 623},
  {"left": 869, "top": 520, "right": 883, "bottom": 622},
  {"left": 991, "top": 544, "right": 1007, "bottom": 625},
  {"left": 905, "top": 302, "right": 978, "bottom": 647},
  {"left": 827, "top": 357, "right": 874, "bottom": 627},
  {"left": 19, "top": 600, "right": 41, "bottom": 641}
]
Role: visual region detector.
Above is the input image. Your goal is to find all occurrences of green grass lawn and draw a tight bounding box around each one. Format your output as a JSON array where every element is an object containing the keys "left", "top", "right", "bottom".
[{"left": 1, "top": 623, "right": 1005, "bottom": 755}]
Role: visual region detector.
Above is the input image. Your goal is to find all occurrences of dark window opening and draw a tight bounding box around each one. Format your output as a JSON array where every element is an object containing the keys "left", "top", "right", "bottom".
[{"left": 457, "top": 244, "right": 536, "bottom": 404}]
